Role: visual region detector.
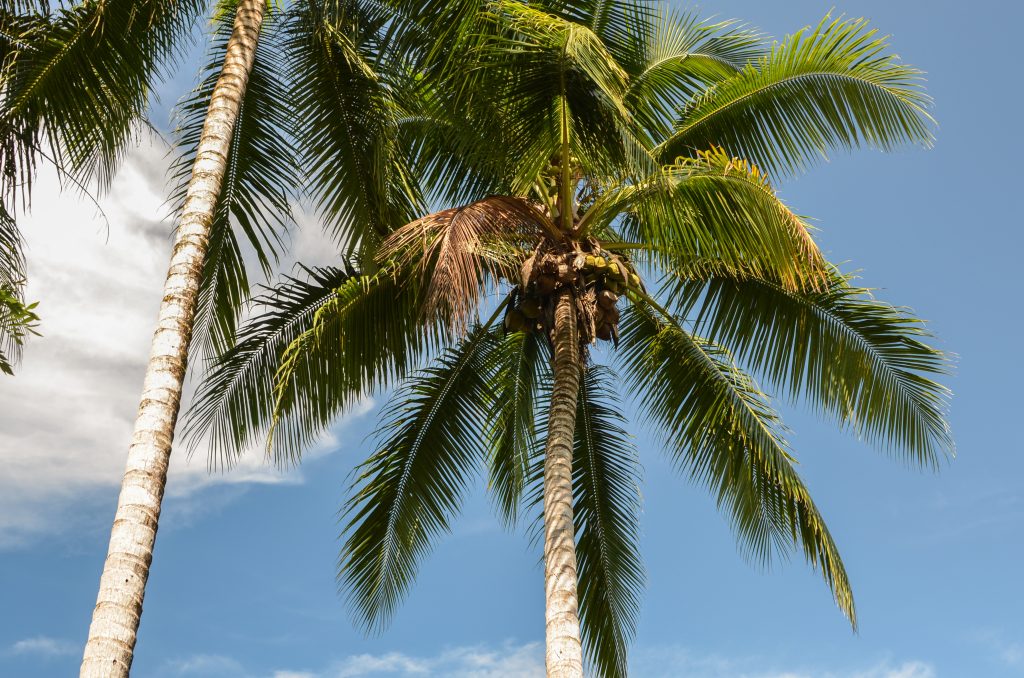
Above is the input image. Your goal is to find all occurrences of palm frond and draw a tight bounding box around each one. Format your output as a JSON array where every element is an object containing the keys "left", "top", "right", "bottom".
[
  {"left": 622, "top": 10, "right": 764, "bottom": 141},
  {"left": 338, "top": 327, "right": 497, "bottom": 632},
  {"left": 378, "top": 196, "right": 547, "bottom": 327},
  {"left": 285, "top": 0, "right": 422, "bottom": 258},
  {"left": 0, "top": 282, "right": 38, "bottom": 375},
  {"left": 664, "top": 268, "right": 953, "bottom": 466},
  {"left": 0, "top": 0, "right": 203, "bottom": 196},
  {"left": 485, "top": 328, "right": 549, "bottom": 525},
  {"left": 592, "top": 147, "right": 825, "bottom": 291},
  {"left": 657, "top": 15, "right": 933, "bottom": 175},
  {"left": 267, "top": 265, "right": 443, "bottom": 466},
  {"left": 618, "top": 304, "right": 856, "bottom": 627},
  {"left": 182, "top": 265, "right": 356, "bottom": 470},
  {"left": 573, "top": 365, "right": 644, "bottom": 678},
  {"left": 170, "top": 6, "right": 297, "bottom": 358},
  {"left": 465, "top": 0, "right": 639, "bottom": 185}
]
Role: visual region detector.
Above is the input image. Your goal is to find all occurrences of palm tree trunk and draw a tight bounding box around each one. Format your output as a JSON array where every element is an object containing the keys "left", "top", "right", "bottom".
[
  {"left": 79, "top": 0, "right": 265, "bottom": 674},
  {"left": 543, "top": 287, "right": 584, "bottom": 677}
]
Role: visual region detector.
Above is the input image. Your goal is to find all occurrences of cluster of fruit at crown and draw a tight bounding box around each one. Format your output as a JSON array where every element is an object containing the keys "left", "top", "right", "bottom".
[{"left": 503, "top": 245, "right": 642, "bottom": 344}]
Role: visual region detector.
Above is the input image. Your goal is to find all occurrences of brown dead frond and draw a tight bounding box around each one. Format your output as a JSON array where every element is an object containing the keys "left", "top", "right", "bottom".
[{"left": 378, "top": 196, "right": 554, "bottom": 327}]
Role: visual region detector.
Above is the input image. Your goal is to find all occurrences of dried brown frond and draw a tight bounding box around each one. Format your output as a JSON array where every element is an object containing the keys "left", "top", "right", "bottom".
[{"left": 378, "top": 197, "right": 554, "bottom": 327}]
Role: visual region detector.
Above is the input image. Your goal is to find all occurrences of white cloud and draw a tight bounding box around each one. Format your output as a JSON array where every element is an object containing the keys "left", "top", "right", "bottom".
[
  {"left": 164, "top": 653, "right": 248, "bottom": 676},
  {"left": 0, "top": 141, "right": 369, "bottom": 547},
  {"left": 6, "top": 636, "right": 78, "bottom": 657},
  {"left": 158, "top": 643, "right": 936, "bottom": 678},
  {"left": 972, "top": 629, "right": 1024, "bottom": 670},
  {"left": 629, "top": 646, "right": 935, "bottom": 678}
]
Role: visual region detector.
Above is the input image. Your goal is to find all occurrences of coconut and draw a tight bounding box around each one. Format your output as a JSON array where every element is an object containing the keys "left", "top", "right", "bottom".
[
  {"left": 597, "top": 289, "right": 618, "bottom": 309},
  {"left": 535, "top": 274, "right": 557, "bottom": 295},
  {"left": 584, "top": 255, "right": 597, "bottom": 269},
  {"left": 630, "top": 273, "right": 641, "bottom": 288},
  {"left": 594, "top": 257, "right": 607, "bottom": 269},
  {"left": 520, "top": 298, "right": 541, "bottom": 319},
  {"left": 504, "top": 309, "right": 527, "bottom": 332},
  {"left": 607, "top": 262, "right": 619, "bottom": 277}
]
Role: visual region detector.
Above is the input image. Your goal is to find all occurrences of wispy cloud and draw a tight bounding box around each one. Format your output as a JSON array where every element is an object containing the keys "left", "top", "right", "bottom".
[
  {"left": 158, "top": 642, "right": 934, "bottom": 678},
  {"left": 629, "top": 645, "right": 935, "bottom": 678},
  {"left": 5, "top": 636, "right": 78, "bottom": 658},
  {"left": 972, "top": 628, "right": 1024, "bottom": 670},
  {"left": 0, "top": 143, "right": 370, "bottom": 548}
]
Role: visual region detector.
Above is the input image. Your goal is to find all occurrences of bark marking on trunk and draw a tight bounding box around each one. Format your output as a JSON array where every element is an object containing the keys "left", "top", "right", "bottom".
[
  {"left": 543, "top": 288, "right": 585, "bottom": 677},
  {"left": 79, "top": 1, "right": 265, "bottom": 675}
]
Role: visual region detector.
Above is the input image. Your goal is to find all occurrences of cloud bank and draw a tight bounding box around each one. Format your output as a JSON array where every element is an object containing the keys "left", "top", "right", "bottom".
[{"left": 0, "top": 142, "right": 359, "bottom": 547}]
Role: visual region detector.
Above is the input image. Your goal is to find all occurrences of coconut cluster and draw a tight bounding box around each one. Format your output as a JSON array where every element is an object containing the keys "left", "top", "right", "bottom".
[{"left": 504, "top": 244, "right": 642, "bottom": 346}]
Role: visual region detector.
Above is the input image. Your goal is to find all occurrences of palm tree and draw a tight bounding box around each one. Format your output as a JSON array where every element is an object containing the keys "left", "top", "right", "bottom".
[
  {"left": 2, "top": 0, "right": 421, "bottom": 673},
  {"left": 188, "top": 3, "right": 953, "bottom": 677}
]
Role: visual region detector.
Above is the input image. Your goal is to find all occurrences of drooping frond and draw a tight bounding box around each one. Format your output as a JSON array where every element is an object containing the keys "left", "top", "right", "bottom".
[
  {"left": 618, "top": 304, "right": 856, "bottom": 627},
  {"left": 182, "top": 265, "right": 356, "bottom": 470},
  {"left": 378, "top": 196, "right": 547, "bottom": 326},
  {"left": 657, "top": 15, "right": 933, "bottom": 175},
  {"left": 0, "top": 202, "right": 23, "bottom": 294},
  {"left": 339, "top": 327, "right": 497, "bottom": 631},
  {"left": 0, "top": 202, "right": 35, "bottom": 374},
  {"left": 266, "top": 265, "right": 443, "bottom": 465},
  {"left": 485, "top": 328, "right": 549, "bottom": 525},
  {"left": 664, "top": 268, "right": 953, "bottom": 466},
  {"left": 0, "top": 0, "right": 203, "bottom": 196},
  {"left": 285, "top": 0, "right": 421, "bottom": 257},
  {"left": 573, "top": 365, "right": 644, "bottom": 678},
  {"left": 591, "top": 147, "right": 825, "bottom": 291},
  {"left": 170, "top": 6, "right": 297, "bottom": 358}
]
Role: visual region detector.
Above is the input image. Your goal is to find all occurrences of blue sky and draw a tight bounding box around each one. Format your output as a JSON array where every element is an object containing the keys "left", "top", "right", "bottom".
[{"left": 2, "top": 1, "right": 1022, "bottom": 676}]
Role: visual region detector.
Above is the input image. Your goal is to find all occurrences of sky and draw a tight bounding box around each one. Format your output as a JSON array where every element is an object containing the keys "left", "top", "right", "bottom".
[{"left": 1, "top": 1, "right": 1022, "bottom": 676}]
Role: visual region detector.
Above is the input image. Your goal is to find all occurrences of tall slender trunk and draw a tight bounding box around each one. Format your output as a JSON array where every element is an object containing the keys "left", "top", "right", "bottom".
[
  {"left": 543, "top": 287, "right": 584, "bottom": 677},
  {"left": 79, "top": 1, "right": 265, "bottom": 674}
]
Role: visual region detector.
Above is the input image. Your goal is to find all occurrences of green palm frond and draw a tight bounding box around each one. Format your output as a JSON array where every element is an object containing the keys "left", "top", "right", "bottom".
[
  {"left": 573, "top": 365, "right": 644, "bottom": 678},
  {"left": 0, "top": 0, "right": 203, "bottom": 195},
  {"left": 656, "top": 15, "right": 933, "bottom": 175},
  {"left": 170, "top": 6, "right": 297, "bottom": 358},
  {"left": 182, "top": 265, "right": 356, "bottom": 470},
  {"left": 622, "top": 10, "right": 763, "bottom": 140},
  {"left": 0, "top": 282, "right": 38, "bottom": 375},
  {"left": 285, "top": 0, "right": 421, "bottom": 259},
  {"left": 618, "top": 304, "right": 856, "bottom": 626},
  {"left": 486, "top": 328, "right": 548, "bottom": 525},
  {"left": 593, "top": 147, "right": 825, "bottom": 291},
  {"left": 0, "top": 202, "right": 23, "bottom": 293},
  {"left": 468, "top": 0, "right": 639, "bottom": 185},
  {"left": 267, "top": 265, "right": 443, "bottom": 466},
  {"left": 665, "top": 269, "right": 953, "bottom": 466},
  {"left": 339, "top": 326, "right": 497, "bottom": 632}
]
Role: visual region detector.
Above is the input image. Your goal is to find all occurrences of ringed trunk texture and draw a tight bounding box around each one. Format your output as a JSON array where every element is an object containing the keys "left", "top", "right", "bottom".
[
  {"left": 79, "top": 1, "right": 265, "bottom": 675},
  {"left": 543, "top": 287, "right": 585, "bottom": 677}
]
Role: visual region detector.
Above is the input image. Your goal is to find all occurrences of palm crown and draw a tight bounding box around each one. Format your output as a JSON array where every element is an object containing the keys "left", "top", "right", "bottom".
[{"left": 187, "top": 3, "right": 953, "bottom": 676}]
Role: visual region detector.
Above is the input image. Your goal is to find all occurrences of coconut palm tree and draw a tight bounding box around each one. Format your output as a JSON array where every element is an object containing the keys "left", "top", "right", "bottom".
[
  {"left": 2, "top": 0, "right": 422, "bottom": 673},
  {"left": 187, "top": 3, "right": 953, "bottom": 676}
]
